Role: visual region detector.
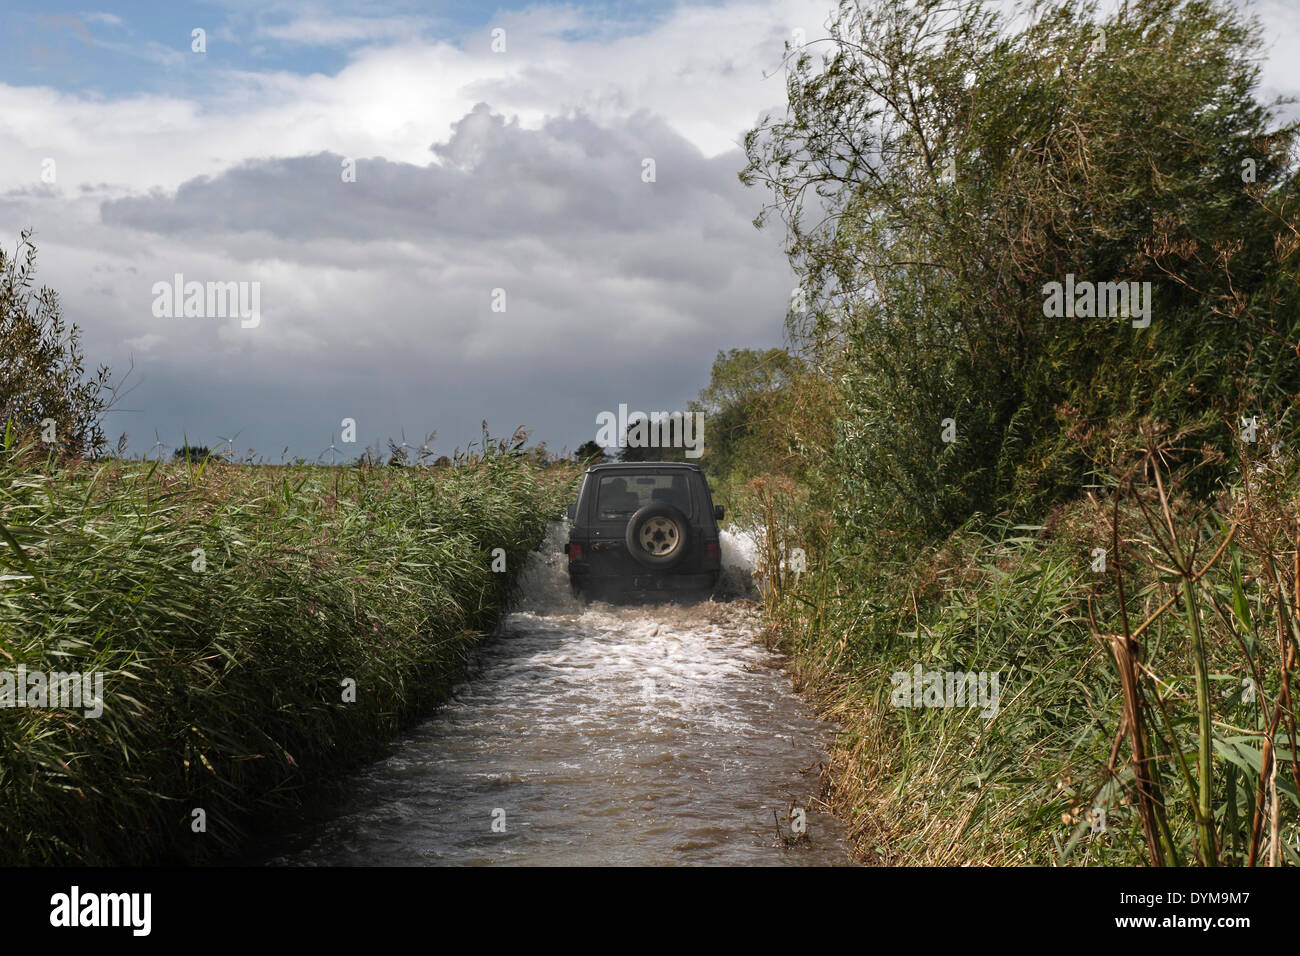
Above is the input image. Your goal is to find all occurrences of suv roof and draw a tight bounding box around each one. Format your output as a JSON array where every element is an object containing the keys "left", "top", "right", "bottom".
[{"left": 584, "top": 461, "right": 704, "bottom": 474}]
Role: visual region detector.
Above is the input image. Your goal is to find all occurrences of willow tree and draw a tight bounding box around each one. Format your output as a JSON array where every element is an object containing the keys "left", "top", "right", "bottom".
[
  {"left": 742, "top": 0, "right": 1300, "bottom": 551},
  {"left": 1, "top": 230, "right": 112, "bottom": 459}
]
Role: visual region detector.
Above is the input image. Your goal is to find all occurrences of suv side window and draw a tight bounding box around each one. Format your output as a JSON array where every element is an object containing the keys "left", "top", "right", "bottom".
[{"left": 595, "top": 474, "right": 692, "bottom": 520}]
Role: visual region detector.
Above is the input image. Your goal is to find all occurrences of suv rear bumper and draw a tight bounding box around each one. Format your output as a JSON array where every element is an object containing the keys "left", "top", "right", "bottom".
[{"left": 570, "top": 568, "right": 718, "bottom": 597}]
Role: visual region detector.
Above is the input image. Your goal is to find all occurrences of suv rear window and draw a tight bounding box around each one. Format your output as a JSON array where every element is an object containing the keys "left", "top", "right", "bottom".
[{"left": 595, "top": 473, "right": 692, "bottom": 519}]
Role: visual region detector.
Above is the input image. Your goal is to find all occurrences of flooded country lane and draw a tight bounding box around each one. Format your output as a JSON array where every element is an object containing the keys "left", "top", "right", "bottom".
[{"left": 266, "top": 527, "right": 854, "bottom": 866}]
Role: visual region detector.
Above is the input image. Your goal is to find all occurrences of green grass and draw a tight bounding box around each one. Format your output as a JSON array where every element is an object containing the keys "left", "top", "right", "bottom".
[
  {"left": 0, "top": 444, "right": 576, "bottom": 864},
  {"left": 749, "top": 456, "right": 1300, "bottom": 866}
]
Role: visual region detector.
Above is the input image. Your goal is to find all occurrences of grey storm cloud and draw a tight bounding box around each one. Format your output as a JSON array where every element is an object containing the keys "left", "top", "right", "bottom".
[
  {"left": 100, "top": 104, "right": 755, "bottom": 248},
  {"left": 57, "top": 101, "right": 795, "bottom": 459}
]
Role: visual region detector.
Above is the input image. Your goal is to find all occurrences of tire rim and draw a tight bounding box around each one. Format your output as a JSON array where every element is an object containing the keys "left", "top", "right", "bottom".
[{"left": 638, "top": 516, "right": 681, "bottom": 556}]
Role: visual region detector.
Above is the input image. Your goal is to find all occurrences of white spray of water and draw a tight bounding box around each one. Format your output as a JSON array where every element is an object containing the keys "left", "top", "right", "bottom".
[
  {"left": 508, "top": 521, "right": 583, "bottom": 614},
  {"left": 508, "top": 521, "right": 760, "bottom": 612},
  {"left": 717, "top": 526, "right": 761, "bottom": 599}
]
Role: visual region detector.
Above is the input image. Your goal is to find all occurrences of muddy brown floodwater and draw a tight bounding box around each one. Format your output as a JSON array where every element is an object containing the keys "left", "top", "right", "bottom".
[{"left": 266, "top": 524, "right": 854, "bottom": 866}]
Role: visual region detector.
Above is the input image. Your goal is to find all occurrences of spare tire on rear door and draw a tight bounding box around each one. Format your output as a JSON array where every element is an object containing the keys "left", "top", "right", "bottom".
[{"left": 625, "top": 502, "right": 691, "bottom": 570}]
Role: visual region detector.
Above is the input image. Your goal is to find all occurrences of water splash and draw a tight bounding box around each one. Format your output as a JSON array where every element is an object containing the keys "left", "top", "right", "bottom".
[
  {"left": 508, "top": 521, "right": 583, "bottom": 615},
  {"left": 717, "top": 526, "right": 760, "bottom": 599}
]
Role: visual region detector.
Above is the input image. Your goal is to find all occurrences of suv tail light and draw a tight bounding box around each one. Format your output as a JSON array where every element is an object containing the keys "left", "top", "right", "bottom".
[
  {"left": 568, "top": 543, "right": 583, "bottom": 562},
  {"left": 705, "top": 541, "right": 720, "bottom": 560}
]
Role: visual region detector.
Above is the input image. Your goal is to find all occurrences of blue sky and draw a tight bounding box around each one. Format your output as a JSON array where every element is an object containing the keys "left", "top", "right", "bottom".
[
  {"left": 1, "top": 2, "right": 681, "bottom": 97},
  {"left": 3, "top": 0, "right": 1299, "bottom": 461}
]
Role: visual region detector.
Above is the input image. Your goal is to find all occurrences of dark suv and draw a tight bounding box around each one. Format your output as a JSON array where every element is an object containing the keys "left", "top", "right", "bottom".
[{"left": 565, "top": 462, "right": 724, "bottom": 601}]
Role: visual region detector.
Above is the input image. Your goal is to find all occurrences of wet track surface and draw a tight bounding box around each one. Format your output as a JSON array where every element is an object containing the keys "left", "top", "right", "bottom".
[{"left": 266, "top": 526, "right": 853, "bottom": 866}]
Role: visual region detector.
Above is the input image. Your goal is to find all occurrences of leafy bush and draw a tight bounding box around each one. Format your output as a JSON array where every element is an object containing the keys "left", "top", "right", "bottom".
[{"left": 1, "top": 230, "right": 112, "bottom": 460}]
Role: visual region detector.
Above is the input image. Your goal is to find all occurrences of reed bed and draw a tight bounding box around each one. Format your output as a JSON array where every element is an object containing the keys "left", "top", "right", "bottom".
[{"left": 0, "top": 440, "right": 575, "bottom": 864}]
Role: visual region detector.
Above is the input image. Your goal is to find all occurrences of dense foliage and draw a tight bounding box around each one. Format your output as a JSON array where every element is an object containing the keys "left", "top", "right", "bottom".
[
  {"left": 743, "top": 0, "right": 1300, "bottom": 552},
  {"left": 1, "top": 231, "right": 112, "bottom": 460},
  {"left": 727, "top": 0, "right": 1300, "bottom": 865}
]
